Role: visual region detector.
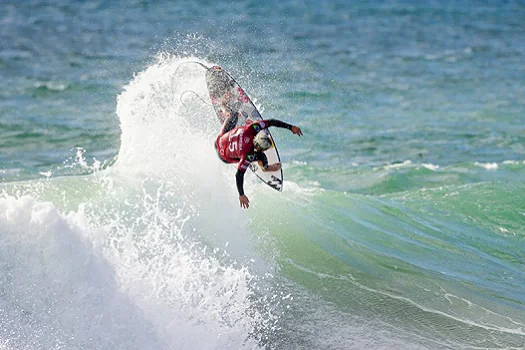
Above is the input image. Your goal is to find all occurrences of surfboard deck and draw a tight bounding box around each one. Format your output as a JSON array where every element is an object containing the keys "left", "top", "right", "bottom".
[{"left": 204, "top": 65, "right": 283, "bottom": 192}]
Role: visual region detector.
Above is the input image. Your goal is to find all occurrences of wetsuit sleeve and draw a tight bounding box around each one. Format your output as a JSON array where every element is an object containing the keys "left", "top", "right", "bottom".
[
  {"left": 264, "top": 119, "right": 294, "bottom": 130},
  {"left": 235, "top": 156, "right": 251, "bottom": 196},
  {"left": 256, "top": 151, "right": 268, "bottom": 169},
  {"left": 235, "top": 169, "right": 245, "bottom": 196}
]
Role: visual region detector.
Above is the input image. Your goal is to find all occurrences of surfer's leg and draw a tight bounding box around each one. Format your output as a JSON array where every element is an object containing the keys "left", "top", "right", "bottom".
[{"left": 218, "top": 112, "right": 239, "bottom": 136}]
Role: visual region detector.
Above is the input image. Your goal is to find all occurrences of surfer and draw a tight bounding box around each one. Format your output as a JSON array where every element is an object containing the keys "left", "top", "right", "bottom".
[{"left": 215, "top": 113, "right": 302, "bottom": 209}]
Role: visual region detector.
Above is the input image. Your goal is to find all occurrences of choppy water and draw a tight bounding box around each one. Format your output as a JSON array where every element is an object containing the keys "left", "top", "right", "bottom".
[{"left": 1, "top": 1, "right": 524, "bottom": 349}]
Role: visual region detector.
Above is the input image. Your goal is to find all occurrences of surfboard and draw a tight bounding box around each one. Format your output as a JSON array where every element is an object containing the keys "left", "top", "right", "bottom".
[{"left": 204, "top": 65, "right": 283, "bottom": 192}]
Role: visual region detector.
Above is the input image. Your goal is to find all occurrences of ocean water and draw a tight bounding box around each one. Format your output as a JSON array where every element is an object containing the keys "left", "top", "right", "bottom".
[{"left": 1, "top": 0, "right": 525, "bottom": 349}]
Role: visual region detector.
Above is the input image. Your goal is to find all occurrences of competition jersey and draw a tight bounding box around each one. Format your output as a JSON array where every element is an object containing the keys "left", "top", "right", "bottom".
[{"left": 216, "top": 120, "right": 269, "bottom": 172}]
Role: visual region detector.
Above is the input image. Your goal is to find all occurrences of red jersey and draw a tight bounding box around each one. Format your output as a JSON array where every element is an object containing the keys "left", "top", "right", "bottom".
[{"left": 215, "top": 120, "right": 269, "bottom": 172}]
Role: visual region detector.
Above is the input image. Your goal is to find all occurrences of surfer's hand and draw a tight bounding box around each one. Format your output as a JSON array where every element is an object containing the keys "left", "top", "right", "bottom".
[
  {"left": 264, "top": 163, "right": 282, "bottom": 172},
  {"left": 239, "top": 195, "right": 250, "bottom": 209},
  {"left": 291, "top": 126, "right": 303, "bottom": 136}
]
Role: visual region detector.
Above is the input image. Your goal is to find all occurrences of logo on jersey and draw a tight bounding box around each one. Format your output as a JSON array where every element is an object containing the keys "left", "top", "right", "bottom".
[
  {"left": 246, "top": 154, "right": 255, "bottom": 161},
  {"left": 252, "top": 124, "right": 261, "bottom": 132},
  {"left": 239, "top": 130, "right": 244, "bottom": 151},
  {"left": 244, "top": 137, "right": 250, "bottom": 144}
]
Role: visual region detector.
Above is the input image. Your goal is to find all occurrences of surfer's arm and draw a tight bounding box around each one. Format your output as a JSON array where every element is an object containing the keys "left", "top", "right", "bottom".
[
  {"left": 265, "top": 119, "right": 293, "bottom": 130},
  {"left": 235, "top": 169, "right": 250, "bottom": 209},
  {"left": 236, "top": 158, "right": 251, "bottom": 197},
  {"left": 264, "top": 119, "right": 303, "bottom": 136},
  {"left": 256, "top": 152, "right": 281, "bottom": 172},
  {"left": 235, "top": 169, "right": 246, "bottom": 196},
  {"left": 261, "top": 163, "right": 281, "bottom": 172}
]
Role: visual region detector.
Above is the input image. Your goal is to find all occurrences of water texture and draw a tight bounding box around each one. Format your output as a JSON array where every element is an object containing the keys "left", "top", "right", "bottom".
[{"left": 1, "top": 1, "right": 524, "bottom": 349}]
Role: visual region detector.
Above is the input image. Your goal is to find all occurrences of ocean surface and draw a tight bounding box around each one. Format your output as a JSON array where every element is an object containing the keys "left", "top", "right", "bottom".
[{"left": 1, "top": 0, "right": 525, "bottom": 349}]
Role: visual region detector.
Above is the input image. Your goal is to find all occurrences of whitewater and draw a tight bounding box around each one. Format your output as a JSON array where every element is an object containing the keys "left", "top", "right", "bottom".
[{"left": 1, "top": 57, "right": 275, "bottom": 349}]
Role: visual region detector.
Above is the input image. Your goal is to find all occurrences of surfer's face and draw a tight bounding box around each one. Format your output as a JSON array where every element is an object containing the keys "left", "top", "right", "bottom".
[{"left": 254, "top": 143, "right": 270, "bottom": 152}]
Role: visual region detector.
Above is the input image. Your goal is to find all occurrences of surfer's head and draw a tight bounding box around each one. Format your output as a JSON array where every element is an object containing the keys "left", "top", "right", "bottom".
[{"left": 254, "top": 132, "right": 272, "bottom": 151}]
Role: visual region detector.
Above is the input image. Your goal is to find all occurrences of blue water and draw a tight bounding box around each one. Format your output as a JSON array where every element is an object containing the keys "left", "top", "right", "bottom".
[{"left": 1, "top": 1, "right": 525, "bottom": 349}]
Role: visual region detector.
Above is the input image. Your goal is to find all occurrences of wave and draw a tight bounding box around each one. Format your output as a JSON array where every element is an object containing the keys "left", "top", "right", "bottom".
[
  {"left": 286, "top": 158, "right": 525, "bottom": 195},
  {"left": 0, "top": 56, "right": 280, "bottom": 349},
  {"left": 249, "top": 183, "right": 525, "bottom": 348},
  {"left": 2, "top": 55, "right": 524, "bottom": 349},
  {"left": 0, "top": 195, "right": 163, "bottom": 349}
]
